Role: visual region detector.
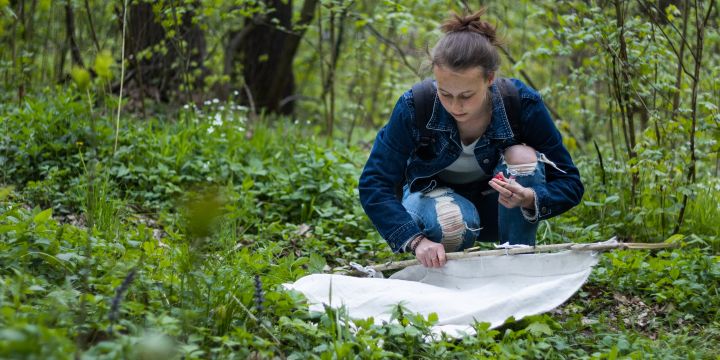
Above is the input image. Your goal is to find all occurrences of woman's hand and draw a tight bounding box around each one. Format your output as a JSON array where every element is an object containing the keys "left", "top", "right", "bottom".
[
  {"left": 413, "top": 237, "right": 447, "bottom": 268},
  {"left": 489, "top": 173, "right": 535, "bottom": 209}
]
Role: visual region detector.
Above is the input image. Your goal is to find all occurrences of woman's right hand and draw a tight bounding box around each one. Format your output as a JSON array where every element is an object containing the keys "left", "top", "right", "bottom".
[{"left": 414, "top": 237, "right": 447, "bottom": 268}]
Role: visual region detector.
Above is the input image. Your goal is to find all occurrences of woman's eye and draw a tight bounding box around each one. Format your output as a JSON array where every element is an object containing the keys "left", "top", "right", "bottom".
[{"left": 439, "top": 93, "right": 471, "bottom": 100}]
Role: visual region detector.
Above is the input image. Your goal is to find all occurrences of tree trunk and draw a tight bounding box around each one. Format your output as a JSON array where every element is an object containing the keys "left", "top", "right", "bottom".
[
  {"left": 231, "top": 0, "right": 319, "bottom": 115},
  {"left": 612, "top": 0, "right": 639, "bottom": 204},
  {"left": 124, "top": 1, "right": 206, "bottom": 103},
  {"left": 674, "top": 0, "right": 714, "bottom": 234},
  {"left": 671, "top": 0, "right": 690, "bottom": 115},
  {"left": 65, "top": 2, "right": 85, "bottom": 68}
]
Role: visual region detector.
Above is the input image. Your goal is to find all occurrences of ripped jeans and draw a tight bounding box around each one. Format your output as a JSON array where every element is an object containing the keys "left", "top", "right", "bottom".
[{"left": 401, "top": 153, "right": 549, "bottom": 252}]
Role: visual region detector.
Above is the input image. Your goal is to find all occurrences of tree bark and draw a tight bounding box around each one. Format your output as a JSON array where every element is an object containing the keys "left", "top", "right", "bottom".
[
  {"left": 65, "top": 1, "right": 85, "bottom": 68},
  {"left": 671, "top": 0, "right": 690, "bottom": 115},
  {"left": 232, "top": 0, "right": 319, "bottom": 115},
  {"left": 124, "top": 1, "right": 206, "bottom": 102},
  {"left": 674, "top": 0, "right": 714, "bottom": 234},
  {"left": 613, "top": 0, "right": 639, "bottom": 204}
]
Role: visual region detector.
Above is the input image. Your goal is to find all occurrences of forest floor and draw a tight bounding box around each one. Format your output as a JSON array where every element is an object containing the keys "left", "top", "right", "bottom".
[{"left": 1, "top": 93, "right": 718, "bottom": 359}]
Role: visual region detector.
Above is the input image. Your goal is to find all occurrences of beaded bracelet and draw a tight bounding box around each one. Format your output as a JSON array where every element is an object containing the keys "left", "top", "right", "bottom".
[{"left": 410, "top": 236, "right": 422, "bottom": 255}]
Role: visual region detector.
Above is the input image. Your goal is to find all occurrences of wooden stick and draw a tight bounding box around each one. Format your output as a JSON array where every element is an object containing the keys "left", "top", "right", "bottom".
[{"left": 367, "top": 239, "right": 676, "bottom": 273}]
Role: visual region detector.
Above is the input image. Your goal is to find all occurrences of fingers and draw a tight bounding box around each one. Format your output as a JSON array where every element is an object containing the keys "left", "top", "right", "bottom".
[
  {"left": 490, "top": 176, "right": 529, "bottom": 209},
  {"left": 490, "top": 177, "right": 524, "bottom": 193},
  {"left": 497, "top": 187, "right": 519, "bottom": 208},
  {"left": 430, "top": 255, "right": 440, "bottom": 268},
  {"left": 437, "top": 247, "right": 447, "bottom": 267},
  {"left": 415, "top": 241, "right": 430, "bottom": 267},
  {"left": 416, "top": 253, "right": 427, "bottom": 267},
  {"left": 415, "top": 241, "right": 447, "bottom": 268},
  {"left": 488, "top": 178, "right": 513, "bottom": 197},
  {"left": 498, "top": 195, "right": 511, "bottom": 208},
  {"left": 488, "top": 178, "right": 506, "bottom": 193}
]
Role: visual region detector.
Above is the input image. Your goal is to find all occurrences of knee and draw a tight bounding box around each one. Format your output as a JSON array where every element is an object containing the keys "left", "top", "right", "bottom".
[
  {"left": 503, "top": 145, "right": 537, "bottom": 165},
  {"left": 424, "top": 189, "right": 473, "bottom": 252}
]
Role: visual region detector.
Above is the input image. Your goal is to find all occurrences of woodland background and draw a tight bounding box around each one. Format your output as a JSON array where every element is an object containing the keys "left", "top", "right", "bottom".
[{"left": 0, "top": 0, "right": 718, "bottom": 358}]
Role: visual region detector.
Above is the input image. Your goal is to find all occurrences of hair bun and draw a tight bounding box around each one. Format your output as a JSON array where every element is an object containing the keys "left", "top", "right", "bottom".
[{"left": 440, "top": 9, "right": 499, "bottom": 46}]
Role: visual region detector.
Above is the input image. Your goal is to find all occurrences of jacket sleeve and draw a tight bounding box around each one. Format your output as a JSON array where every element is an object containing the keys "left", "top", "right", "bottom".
[
  {"left": 358, "top": 93, "right": 423, "bottom": 253},
  {"left": 513, "top": 80, "right": 584, "bottom": 222}
]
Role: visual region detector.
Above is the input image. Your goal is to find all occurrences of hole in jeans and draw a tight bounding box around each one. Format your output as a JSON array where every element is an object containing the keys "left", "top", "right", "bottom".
[
  {"left": 507, "top": 162, "right": 537, "bottom": 176},
  {"left": 434, "top": 195, "right": 465, "bottom": 252}
]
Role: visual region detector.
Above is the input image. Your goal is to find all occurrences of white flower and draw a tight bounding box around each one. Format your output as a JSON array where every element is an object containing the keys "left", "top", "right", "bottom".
[
  {"left": 212, "top": 98, "right": 219, "bottom": 104},
  {"left": 213, "top": 113, "right": 223, "bottom": 126},
  {"left": 207, "top": 126, "right": 215, "bottom": 134}
]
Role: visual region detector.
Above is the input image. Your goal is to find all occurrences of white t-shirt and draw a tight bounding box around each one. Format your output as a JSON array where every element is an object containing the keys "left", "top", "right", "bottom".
[{"left": 437, "top": 138, "right": 488, "bottom": 184}]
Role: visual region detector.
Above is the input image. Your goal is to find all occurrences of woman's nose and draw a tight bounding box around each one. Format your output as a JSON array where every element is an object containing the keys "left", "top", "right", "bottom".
[{"left": 451, "top": 99, "right": 463, "bottom": 112}]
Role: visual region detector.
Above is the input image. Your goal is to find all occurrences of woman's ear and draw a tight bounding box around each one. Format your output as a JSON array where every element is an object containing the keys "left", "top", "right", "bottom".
[{"left": 486, "top": 71, "right": 496, "bottom": 87}]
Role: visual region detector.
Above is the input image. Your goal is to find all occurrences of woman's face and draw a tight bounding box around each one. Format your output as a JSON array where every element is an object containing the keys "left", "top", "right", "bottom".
[{"left": 432, "top": 65, "right": 494, "bottom": 124}]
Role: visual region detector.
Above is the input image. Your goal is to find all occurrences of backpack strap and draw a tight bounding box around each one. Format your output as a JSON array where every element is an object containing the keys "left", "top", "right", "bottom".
[
  {"left": 394, "top": 78, "right": 435, "bottom": 200},
  {"left": 496, "top": 78, "right": 522, "bottom": 142},
  {"left": 411, "top": 78, "right": 437, "bottom": 160}
]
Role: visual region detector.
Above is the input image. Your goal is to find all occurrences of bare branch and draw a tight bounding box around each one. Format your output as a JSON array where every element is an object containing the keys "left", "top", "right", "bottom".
[
  {"left": 497, "top": 45, "right": 565, "bottom": 122},
  {"left": 364, "top": 23, "right": 422, "bottom": 79},
  {"left": 638, "top": 0, "right": 698, "bottom": 63}
]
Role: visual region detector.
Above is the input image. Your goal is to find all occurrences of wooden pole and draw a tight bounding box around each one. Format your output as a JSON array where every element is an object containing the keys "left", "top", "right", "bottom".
[{"left": 365, "top": 239, "right": 676, "bottom": 273}]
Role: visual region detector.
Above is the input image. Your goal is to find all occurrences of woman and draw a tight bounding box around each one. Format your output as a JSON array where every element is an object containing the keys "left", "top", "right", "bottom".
[{"left": 358, "top": 9, "right": 584, "bottom": 268}]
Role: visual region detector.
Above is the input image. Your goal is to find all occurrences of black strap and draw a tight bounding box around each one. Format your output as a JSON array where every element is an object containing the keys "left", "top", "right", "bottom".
[
  {"left": 496, "top": 78, "right": 522, "bottom": 142},
  {"left": 411, "top": 78, "right": 437, "bottom": 160}
]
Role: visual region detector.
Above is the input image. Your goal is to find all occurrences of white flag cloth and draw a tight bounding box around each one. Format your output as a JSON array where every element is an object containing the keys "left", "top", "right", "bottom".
[{"left": 284, "top": 250, "right": 599, "bottom": 336}]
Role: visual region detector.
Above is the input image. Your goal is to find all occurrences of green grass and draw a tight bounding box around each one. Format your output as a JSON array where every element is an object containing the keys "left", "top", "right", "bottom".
[{"left": 0, "top": 89, "right": 719, "bottom": 359}]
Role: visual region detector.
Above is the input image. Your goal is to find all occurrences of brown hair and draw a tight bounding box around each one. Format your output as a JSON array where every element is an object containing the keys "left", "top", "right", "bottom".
[{"left": 431, "top": 8, "right": 501, "bottom": 77}]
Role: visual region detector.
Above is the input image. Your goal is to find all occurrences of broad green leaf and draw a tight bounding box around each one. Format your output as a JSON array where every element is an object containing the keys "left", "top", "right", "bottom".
[
  {"left": 526, "top": 321, "right": 553, "bottom": 336},
  {"left": 665, "top": 234, "right": 685, "bottom": 244},
  {"left": 33, "top": 208, "right": 53, "bottom": 224},
  {"left": 0, "top": 186, "right": 13, "bottom": 200},
  {"left": 55, "top": 253, "right": 76, "bottom": 262}
]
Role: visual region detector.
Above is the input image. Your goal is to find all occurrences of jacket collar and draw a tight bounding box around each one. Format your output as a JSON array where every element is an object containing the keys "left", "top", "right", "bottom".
[{"left": 425, "top": 81, "right": 515, "bottom": 140}]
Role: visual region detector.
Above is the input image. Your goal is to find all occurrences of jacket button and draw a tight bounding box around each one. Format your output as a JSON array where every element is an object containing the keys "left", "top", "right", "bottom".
[
  {"left": 483, "top": 159, "right": 489, "bottom": 164},
  {"left": 541, "top": 207, "right": 548, "bottom": 214}
]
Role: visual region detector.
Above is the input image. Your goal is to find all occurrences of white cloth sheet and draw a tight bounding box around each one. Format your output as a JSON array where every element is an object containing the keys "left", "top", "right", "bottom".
[{"left": 285, "top": 250, "right": 599, "bottom": 336}]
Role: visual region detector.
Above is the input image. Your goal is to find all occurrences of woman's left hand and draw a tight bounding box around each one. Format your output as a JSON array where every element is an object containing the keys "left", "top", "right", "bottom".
[{"left": 489, "top": 174, "right": 535, "bottom": 209}]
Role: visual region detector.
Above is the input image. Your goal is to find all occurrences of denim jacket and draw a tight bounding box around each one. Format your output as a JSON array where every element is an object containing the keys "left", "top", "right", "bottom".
[{"left": 358, "top": 78, "right": 584, "bottom": 253}]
